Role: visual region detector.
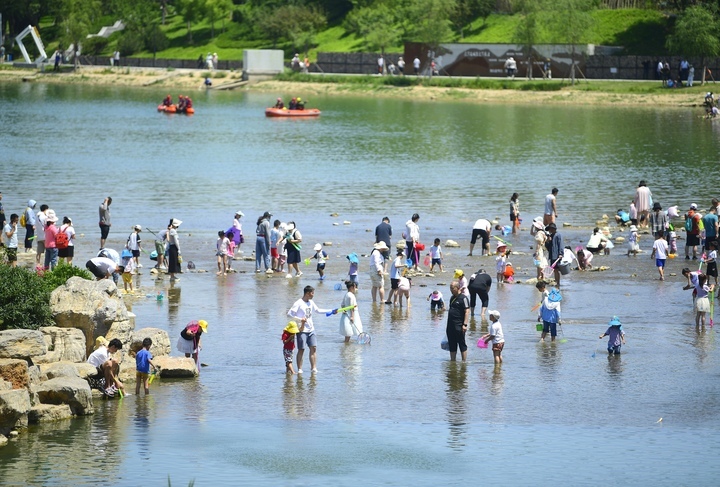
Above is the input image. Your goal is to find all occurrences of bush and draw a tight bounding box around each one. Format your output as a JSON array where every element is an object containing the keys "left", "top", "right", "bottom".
[
  {"left": 117, "top": 31, "right": 145, "bottom": 56},
  {"left": 145, "top": 25, "right": 169, "bottom": 53},
  {"left": 41, "top": 262, "right": 93, "bottom": 294},
  {"left": 83, "top": 36, "right": 110, "bottom": 56},
  {"left": 0, "top": 265, "right": 52, "bottom": 331}
]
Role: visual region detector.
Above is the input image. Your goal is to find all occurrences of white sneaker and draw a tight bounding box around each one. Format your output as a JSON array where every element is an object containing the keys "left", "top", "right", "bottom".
[
  {"left": 138, "top": 263, "right": 143, "bottom": 268},
  {"left": 297, "top": 369, "right": 303, "bottom": 374},
  {"left": 311, "top": 368, "right": 318, "bottom": 373},
  {"left": 265, "top": 269, "right": 274, "bottom": 274}
]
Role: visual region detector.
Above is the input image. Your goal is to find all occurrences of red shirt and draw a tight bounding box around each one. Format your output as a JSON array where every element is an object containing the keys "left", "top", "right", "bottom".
[
  {"left": 45, "top": 224, "right": 58, "bottom": 249},
  {"left": 281, "top": 331, "right": 295, "bottom": 351}
]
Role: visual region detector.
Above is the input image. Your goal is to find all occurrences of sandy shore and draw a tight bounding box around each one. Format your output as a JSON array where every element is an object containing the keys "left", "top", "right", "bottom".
[{"left": 0, "top": 65, "right": 704, "bottom": 107}]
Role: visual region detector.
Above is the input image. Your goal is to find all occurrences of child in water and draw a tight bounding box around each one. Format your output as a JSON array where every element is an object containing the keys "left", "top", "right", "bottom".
[
  {"left": 428, "top": 238, "right": 444, "bottom": 273},
  {"left": 706, "top": 240, "right": 718, "bottom": 285},
  {"left": 120, "top": 255, "right": 135, "bottom": 292},
  {"left": 599, "top": 316, "right": 625, "bottom": 355},
  {"left": 216, "top": 230, "right": 230, "bottom": 276},
  {"left": 282, "top": 321, "right": 303, "bottom": 374},
  {"left": 482, "top": 310, "right": 504, "bottom": 364},
  {"left": 312, "top": 243, "right": 328, "bottom": 280},
  {"left": 427, "top": 290, "right": 445, "bottom": 311},
  {"left": 650, "top": 233, "right": 669, "bottom": 280},
  {"left": 346, "top": 252, "right": 359, "bottom": 287},
  {"left": 496, "top": 244, "right": 509, "bottom": 283},
  {"left": 627, "top": 225, "right": 640, "bottom": 256},
  {"left": 135, "top": 337, "right": 157, "bottom": 395},
  {"left": 494, "top": 224, "right": 512, "bottom": 237},
  {"left": 667, "top": 224, "right": 678, "bottom": 255}
]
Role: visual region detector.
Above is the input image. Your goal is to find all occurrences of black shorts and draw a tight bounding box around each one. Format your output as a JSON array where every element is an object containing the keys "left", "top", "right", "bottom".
[
  {"left": 132, "top": 249, "right": 140, "bottom": 258},
  {"left": 86, "top": 260, "right": 105, "bottom": 279},
  {"left": 58, "top": 246, "right": 74, "bottom": 258},
  {"left": 510, "top": 213, "right": 517, "bottom": 222},
  {"left": 687, "top": 233, "right": 700, "bottom": 247},
  {"left": 708, "top": 261, "right": 718, "bottom": 277},
  {"left": 6, "top": 247, "right": 17, "bottom": 262},
  {"left": 471, "top": 229, "right": 489, "bottom": 248},
  {"left": 446, "top": 327, "right": 467, "bottom": 353},
  {"left": 391, "top": 278, "right": 400, "bottom": 290},
  {"left": 380, "top": 250, "right": 390, "bottom": 260},
  {"left": 470, "top": 289, "right": 489, "bottom": 309},
  {"left": 99, "top": 224, "right": 110, "bottom": 239}
]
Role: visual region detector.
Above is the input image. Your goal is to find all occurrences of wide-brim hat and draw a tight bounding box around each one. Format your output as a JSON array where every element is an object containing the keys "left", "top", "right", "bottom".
[
  {"left": 532, "top": 218, "right": 544, "bottom": 230},
  {"left": 488, "top": 310, "right": 501, "bottom": 319},
  {"left": 629, "top": 225, "right": 638, "bottom": 232},
  {"left": 284, "top": 321, "right": 300, "bottom": 334},
  {"left": 608, "top": 316, "right": 621, "bottom": 327},
  {"left": 548, "top": 289, "right": 562, "bottom": 302},
  {"left": 133, "top": 225, "right": 142, "bottom": 231},
  {"left": 374, "top": 241, "right": 389, "bottom": 251},
  {"left": 171, "top": 219, "right": 182, "bottom": 227},
  {"left": 313, "top": 243, "right": 322, "bottom": 251},
  {"left": 235, "top": 211, "right": 244, "bottom": 217},
  {"left": 45, "top": 209, "right": 58, "bottom": 223},
  {"left": 198, "top": 320, "right": 208, "bottom": 333}
]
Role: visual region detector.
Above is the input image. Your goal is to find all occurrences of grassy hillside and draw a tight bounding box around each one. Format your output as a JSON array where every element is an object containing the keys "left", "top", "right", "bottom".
[{"left": 38, "top": 8, "right": 670, "bottom": 61}]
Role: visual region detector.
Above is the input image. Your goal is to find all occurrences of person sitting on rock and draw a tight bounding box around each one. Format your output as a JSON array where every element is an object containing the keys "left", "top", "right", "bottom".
[{"left": 87, "top": 337, "right": 125, "bottom": 397}]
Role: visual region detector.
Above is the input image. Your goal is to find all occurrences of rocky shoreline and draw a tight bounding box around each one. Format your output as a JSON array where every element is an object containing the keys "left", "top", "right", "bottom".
[{"left": 0, "top": 277, "right": 198, "bottom": 448}]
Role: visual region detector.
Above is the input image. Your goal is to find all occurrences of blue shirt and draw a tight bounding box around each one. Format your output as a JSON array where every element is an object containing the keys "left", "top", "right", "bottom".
[
  {"left": 136, "top": 348, "right": 153, "bottom": 373},
  {"left": 702, "top": 213, "right": 718, "bottom": 238}
]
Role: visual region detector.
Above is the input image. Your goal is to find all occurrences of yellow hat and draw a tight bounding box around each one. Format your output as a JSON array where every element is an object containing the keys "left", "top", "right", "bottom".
[
  {"left": 454, "top": 269, "right": 464, "bottom": 278},
  {"left": 284, "top": 321, "right": 300, "bottom": 334},
  {"left": 198, "top": 320, "right": 208, "bottom": 333}
]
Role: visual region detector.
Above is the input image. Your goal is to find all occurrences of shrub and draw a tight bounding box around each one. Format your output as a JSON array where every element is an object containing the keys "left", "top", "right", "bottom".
[
  {"left": 117, "top": 31, "right": 144, "bottom": 56},
  {"left": 41, "top": 262, "right": 93, "bottom": 294},
  {"left": 145, "top": 25, "right": 169, "bottom": 53},
  {"left": 0, "top": 265, "right": 52, "bottom": 331}
]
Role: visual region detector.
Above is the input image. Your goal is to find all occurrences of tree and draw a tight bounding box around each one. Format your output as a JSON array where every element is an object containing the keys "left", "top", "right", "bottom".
[
  {"left": 206, "top": 0, "right": 233, "bottom": 38},
  {"left": 345, "top": 4, "right": 399, "bottom": 56},
  {"left": 450, "top": 0, "right": 494, "bottom": 38},
  {"left": 405, "top": 0, "right": 456, "bottom": 75},
  {"left": 60, "top": 0, "right": 102, "bottom": 67},
  {"left": 547, "top": 0, "right": 594, "bottom": 85},
  {"left": 255, "top": 4, "right": 326, "bottom": 55},
  {"left": 512, "top": 0, "right": 545, "bottom": 80},
  {"left": 666, "top": 5, "right": 720, "bottom": 85},
  {"left": 176, "top": 0, "right": 207, "bottom": 43}
]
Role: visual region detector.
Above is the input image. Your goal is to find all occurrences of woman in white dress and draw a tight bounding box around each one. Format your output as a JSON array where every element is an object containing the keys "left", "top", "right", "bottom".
[{"left": 339, "top": 280, "right": 362, "bottom": 343}]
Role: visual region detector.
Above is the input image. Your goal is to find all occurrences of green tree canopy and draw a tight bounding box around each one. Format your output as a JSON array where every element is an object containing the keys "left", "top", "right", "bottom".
[{"left": 345, "top": 4, "right": 399, "bottom": 55}]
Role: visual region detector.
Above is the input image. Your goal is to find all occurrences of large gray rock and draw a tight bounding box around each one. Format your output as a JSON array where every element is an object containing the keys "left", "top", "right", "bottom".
[
  {"left": 0, "top": 389, "right": 31, "bottom": 433},
  {"left": 34, "top": 327, "right": 87, "bottom": 364},
  {"left": 153, "top": 356, "right": 198, "bottom": 378},
  {"left": 50, "top": 277, "right": 134, "bottom": 357},
  {"left": 0, "top": 359, "right": 29, "bottom": 389},
  {"left": 130, "top": 328, "right": 171, "bottom": 357},
  {"left": 28, "top": 404, "right": 73, "bottom": 424},
  {"left": 0, "top": 330, "right": 47, "bottom": 360},
  {"left": 0, "top": 379, "right": 11, "bottom": 391},
  {"left": 38, "top": 362, "right": 81, "bottom": 380},
  {"left": 34, "top": 377, "right": 93, "bottom": 416}
]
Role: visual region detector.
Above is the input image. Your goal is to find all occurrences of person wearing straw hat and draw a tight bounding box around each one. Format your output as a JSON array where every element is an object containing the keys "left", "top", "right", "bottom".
[
  {"left": 282, "top": 321, "right": 303, "bottom": 374},
  {"left": 177, "top": 320, "right": 208, "bottom": 362},
  {"left": 167, "top": 218, "right": 182, "bottom": 281},
  {"left": 370, "top": 241, "right": 388, "bottom": 302},
  {"left": 43, "top": 209, "right": 59, "bottom": 270}
]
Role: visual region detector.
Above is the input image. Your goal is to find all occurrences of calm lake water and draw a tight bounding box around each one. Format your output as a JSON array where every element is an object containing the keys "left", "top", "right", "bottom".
[{"left": 1, "top": 82, "right": 719, "bottom": 486}]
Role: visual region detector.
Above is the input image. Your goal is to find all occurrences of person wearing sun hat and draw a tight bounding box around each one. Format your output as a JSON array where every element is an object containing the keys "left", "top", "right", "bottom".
[
  {"left": 282, "top": 320, "right": 303, "bottom": 374},
  {"left": 599, "top": 316, "right": 625, "bottom": 355},
  {"left": 627, "top": 224, "right": 640, "bottom": 256},
  {"left": 649, "top": 202, "right": 667, "bottom": 238},
  {"left": 482, "top": 310, "right": 504, "bottom": 364},
  {"left": 177, "top": 320, "right": 208, "bottom": 362},
  {"left": 43, "top": 209, "right": 59, "bottom": 270},
  {"left": 167, "top": 218, "right": 182, "bottom": 281},
  {"left": 538, "top": 288, "right": 562, "bottom": 342}
]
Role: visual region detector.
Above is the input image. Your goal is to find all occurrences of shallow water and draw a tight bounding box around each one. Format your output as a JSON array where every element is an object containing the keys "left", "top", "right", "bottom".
[{"left": 0, "top": 83, "right": 719, "bottom": 486}]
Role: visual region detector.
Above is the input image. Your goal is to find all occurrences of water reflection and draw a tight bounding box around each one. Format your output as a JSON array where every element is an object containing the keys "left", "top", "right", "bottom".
[
  {"left": 536, "top": 342, "right": 562, "bottom": 373},
  {"left": 132, "top": 396, "right": 155, "bottom": 460},
  {"left": 167, "top": 284, "right": 181, "bottom": 324},
  {"left": 444, "top": 362, "right": 467, "bottom": 450},
  {"left": 605, "top": 354, "right": 624, "bottom": 377}
]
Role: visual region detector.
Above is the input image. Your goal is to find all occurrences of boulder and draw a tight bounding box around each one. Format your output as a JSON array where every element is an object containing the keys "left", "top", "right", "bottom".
[
  {"left": 28, "top": 404, "right": 73, "bottom": 424},
  {"left": 34, "top": 327, "right": 87, "bottom": 364},
  {"left": 445, "top": 240, "right": 460, "bottom": 248},
  {"left": 0, "top": 359, "right": 29, "bottom": 389},
  {"left": 0, "top": 389, "right": 31, "bottom": 433},
  {"left": 153, "top": 356, "right": 198, "bottom": 378},
  {"left": 38, "top": 362, "right": 81, "bottom": 380},
  {"left": 0, "top": 330, "right": 47, "bottom": 360},
  {"left": 0, "top": 434, "right": 7, "bottom": 448},
  {"left": 50, "top": 277, "right": 134, "bottom": 357},
  {"left": 0, "top": 380, "right": 10, "bottom": 391},
  {"left": 130, "top": 328, "right": 171, "bottom": 357},
  {"left": 34, "top": 377, "right": 93, "bottom": 416}
]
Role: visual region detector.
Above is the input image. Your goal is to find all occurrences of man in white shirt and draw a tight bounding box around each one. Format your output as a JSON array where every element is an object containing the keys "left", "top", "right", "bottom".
[
  {"left": 468, "top": 218, "right": 492, "bottom": 256},
  {"left": 86, "top": 256, "right": 119, "bottom": 280},
  {"left": 87, "top": 338, "right": 124, "bottom": 396},
  {"left": 287, "top": 286, "right": 335, "bottom": 374},
  {"left": 413, "top": 57, "right": 421, "bottom": 75}
]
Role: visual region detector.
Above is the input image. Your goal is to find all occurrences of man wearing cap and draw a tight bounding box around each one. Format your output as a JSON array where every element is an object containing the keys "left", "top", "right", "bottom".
[
  {"left": 468, "top": 218, "right": 491, "bottom": 256},
  {"left": 128, "top": 225, "right": 143, "bottom": 271},
  {"left": 370, "top": 242, "right": 388, "bottom": 302},
  {"left": 375, "top": 216, "right": 392, "bottom": 273},
  {"left": 99, "top": 197, "right": 112, "bottom": 248},
  {"left": 255, "top": 211, "right": 273, "bottom": 273},
  {"left": 287, "top": 285, "right": 335, "bottom": 374},
  {"left": 545, "top": 223, "right": 564, "bottom": 286},
  {"left": 685, "top": 204, "right": 702, "bottom": 260},
  {"left": 446, "top": 281, "right": 470, "bottom": 361},
  {"left": 543, "top": 188, "right": 558, "bottom": 226}
]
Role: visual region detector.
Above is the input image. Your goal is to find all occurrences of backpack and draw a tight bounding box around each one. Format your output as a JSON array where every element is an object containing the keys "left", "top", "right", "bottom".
[
  {"left": 685, "top": 216, "right": 693, "bottom": 232},
  {"left": 56, "top": 227, "right": 69, "bottom": 249},
  {"left": 19, "top": 211, "right": 26, "bottom": 227}
]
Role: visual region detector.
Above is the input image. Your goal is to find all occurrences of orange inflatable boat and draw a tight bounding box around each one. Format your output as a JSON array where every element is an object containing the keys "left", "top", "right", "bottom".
[
  {"left": 158, "top": 104, "right": 194, "bottom": 115},
  {"left": 265, "top": 108, "right": 320, "bottom": 118}
]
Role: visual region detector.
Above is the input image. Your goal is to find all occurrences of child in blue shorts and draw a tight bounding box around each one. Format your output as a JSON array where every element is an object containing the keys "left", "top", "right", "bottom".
[
  {"left": 428, "top": 238, "right": 443, "bottom": 272},
  {"left": 600, "top": 316, "right": 625, "bottom": 354},
  {"left": 650, "top": 233, "right": 669, "bottom": 280}
]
